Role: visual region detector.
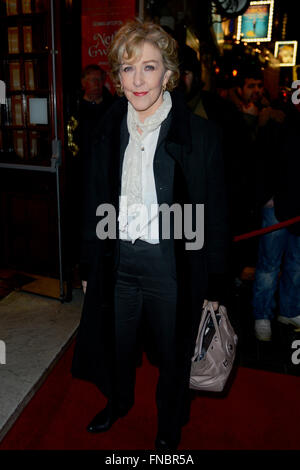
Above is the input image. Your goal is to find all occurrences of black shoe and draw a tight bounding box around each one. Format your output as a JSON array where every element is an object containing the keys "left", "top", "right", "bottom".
[
  {"left": 87, "top": 404, "right": 120, "bottom": 433},
  {"left": 155, "top": 435, "right": 179, "bottom": 450}
]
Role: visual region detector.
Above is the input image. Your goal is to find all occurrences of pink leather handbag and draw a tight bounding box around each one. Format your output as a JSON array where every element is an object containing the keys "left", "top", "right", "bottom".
[{"left": 190, "top": 303, "right": 238, "bottom": 392}]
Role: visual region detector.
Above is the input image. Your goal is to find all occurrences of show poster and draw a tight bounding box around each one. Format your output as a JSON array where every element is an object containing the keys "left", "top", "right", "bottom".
[
  {"left": 237, "top": 1, "right": 274, "bottom": 42},
  {"left": 81, "top": 0, "right": 136, "bottom": 90},
  {"left": 275, "top": 41, "right": 298, "bottom": 67}
]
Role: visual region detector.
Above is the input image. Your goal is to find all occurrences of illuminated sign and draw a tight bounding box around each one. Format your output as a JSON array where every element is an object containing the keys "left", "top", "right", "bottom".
[
  {"left": 237, "top": 0, "right": 274, "bottom": 42},
  {"left": 274, "top": 41, "right": 298, "bottom": 67},
  {"left": 81, "top": 0, "right": 135, "bottom": 92}
]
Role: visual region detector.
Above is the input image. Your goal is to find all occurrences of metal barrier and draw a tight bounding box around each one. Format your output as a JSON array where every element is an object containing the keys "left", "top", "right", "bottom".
[{"left": 234, "top": 215, "right": 300, "bottom": 242}]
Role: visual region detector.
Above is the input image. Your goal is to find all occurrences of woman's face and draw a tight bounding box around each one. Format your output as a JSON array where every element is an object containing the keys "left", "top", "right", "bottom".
[{"left": 119, "top": 41, "right": 171, "bottom": 122}]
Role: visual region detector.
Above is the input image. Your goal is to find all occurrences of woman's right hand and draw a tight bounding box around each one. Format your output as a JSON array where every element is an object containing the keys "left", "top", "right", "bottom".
[{"left": 82, "top": 280, "right": 87, "bottom": 294}]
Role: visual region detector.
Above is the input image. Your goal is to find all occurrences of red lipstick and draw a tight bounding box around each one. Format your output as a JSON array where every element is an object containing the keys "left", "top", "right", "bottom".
[{"left": 133, "top": 92, "right": 148, "bottom": 96}]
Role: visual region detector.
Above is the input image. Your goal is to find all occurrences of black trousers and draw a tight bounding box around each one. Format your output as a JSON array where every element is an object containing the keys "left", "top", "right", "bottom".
[{"left": 113, "top": 239, "right": 183, "bottom": 441}]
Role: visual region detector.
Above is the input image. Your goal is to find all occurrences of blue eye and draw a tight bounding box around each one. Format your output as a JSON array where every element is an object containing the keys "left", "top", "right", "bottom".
[
  {"left": 123, "top": 66, "right": 133, "bottom": 73},
  {"left": 145, "top": 65, "right": 155, "bottom": 71}
]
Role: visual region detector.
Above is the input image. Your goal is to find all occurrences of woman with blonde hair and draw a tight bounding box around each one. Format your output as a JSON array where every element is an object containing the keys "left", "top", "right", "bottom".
[{"left": 72, "top": 20, "right": 229, "bottom": 450}]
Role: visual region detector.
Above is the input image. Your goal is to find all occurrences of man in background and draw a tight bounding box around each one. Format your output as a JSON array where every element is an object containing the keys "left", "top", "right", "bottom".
[
  {"left": 65, "top": 64, "right": 114, "bottom": 293},
  {"left": 252, "top": 98, "right": 300, "bottom": 341},
  {"left": 79, "top": 64, "right": 114, "bottom": 165}
]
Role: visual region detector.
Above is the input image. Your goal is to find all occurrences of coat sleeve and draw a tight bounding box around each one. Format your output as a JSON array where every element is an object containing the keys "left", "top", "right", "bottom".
[
  {"left": 79, "top": 149, "right": 99, "bottom": 280},
  {"left": 204, "top": 120, "right": 230, "bottom": 301},
  {"left": 79, "top": 132, "right": 106, "bottom": 281}
]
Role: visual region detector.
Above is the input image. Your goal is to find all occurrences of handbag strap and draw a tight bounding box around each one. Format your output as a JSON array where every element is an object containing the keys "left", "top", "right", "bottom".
[
  {"left": 192, "top": 306, "right": 210, "bottom": 361},
  {"left": 192, "top": 302, "right": 223, "bottom": 361},
  {"left": 208, "top": 302, "right": 223, "bottom": 346}
]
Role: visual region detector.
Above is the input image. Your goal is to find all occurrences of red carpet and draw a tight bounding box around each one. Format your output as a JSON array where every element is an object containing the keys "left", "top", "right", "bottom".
[{"left": 1, "top": 340, "right": 300, "bottom": 450}]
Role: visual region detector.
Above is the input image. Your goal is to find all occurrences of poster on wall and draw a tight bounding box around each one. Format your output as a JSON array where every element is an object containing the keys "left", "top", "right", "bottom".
[
  {"left": 81, "top": 0, "right": 136, "bottom": 91},
  {"left": 237, "top": 0, "right": 274, "bottom": 42},
  {"left": 274, "top": 41, "right": 298, "bottom": 67}
]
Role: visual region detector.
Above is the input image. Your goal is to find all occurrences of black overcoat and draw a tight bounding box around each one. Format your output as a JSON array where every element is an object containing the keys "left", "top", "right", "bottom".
[{"left": 71, "top": 90, "right": 230, "bottom": 397}]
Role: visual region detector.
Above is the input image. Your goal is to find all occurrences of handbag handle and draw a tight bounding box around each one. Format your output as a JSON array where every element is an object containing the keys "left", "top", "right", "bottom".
[{"left": 192, "top": 302, "right": 223, "bottom": 361}]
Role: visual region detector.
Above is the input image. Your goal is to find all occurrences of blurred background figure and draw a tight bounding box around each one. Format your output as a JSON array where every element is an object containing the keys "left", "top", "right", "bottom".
[
  {"left": 252, "top": 99, "right": 300, "bottom": 341},
  {"left": 65, "top": 64, "right": 115, "bottom": 292},
  {"left": 178, "top": 45, "right": 251, "bottom": 291},
  {"left": 79, "top": 64, "right": 114, "bottom": 165},
  {"left": 178, "top": 45, "right": 204, "bottom": 110},
  {"left": 225, "top": 64, "right": 286, "bottom": 280}
]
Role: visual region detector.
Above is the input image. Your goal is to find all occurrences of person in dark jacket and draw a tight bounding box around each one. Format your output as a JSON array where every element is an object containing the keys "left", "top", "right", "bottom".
[
  {"left": 79, "top": 64, "right": 115, "bottom": 166},
  {"left": 71, "top": 20, "right": 230, "bottom": 450},
  {"left": 226, "top": 65, "right": 286, "bottom": 277},
  {"left": 252, "top": 102, "right": 300, "bottom": 341},
  {"left": 65, "top": 64, "right": 115, "bottom": 287}
]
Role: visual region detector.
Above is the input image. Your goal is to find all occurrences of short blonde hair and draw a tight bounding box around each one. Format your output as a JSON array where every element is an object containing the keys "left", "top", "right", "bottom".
[{"left": 108, "top": 20, "right": 179, "bottom": 95}]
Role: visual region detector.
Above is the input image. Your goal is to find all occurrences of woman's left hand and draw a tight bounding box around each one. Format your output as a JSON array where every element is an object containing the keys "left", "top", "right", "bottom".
[{"left": 202, "top": 299, "right": 219, "bottom": 311}]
